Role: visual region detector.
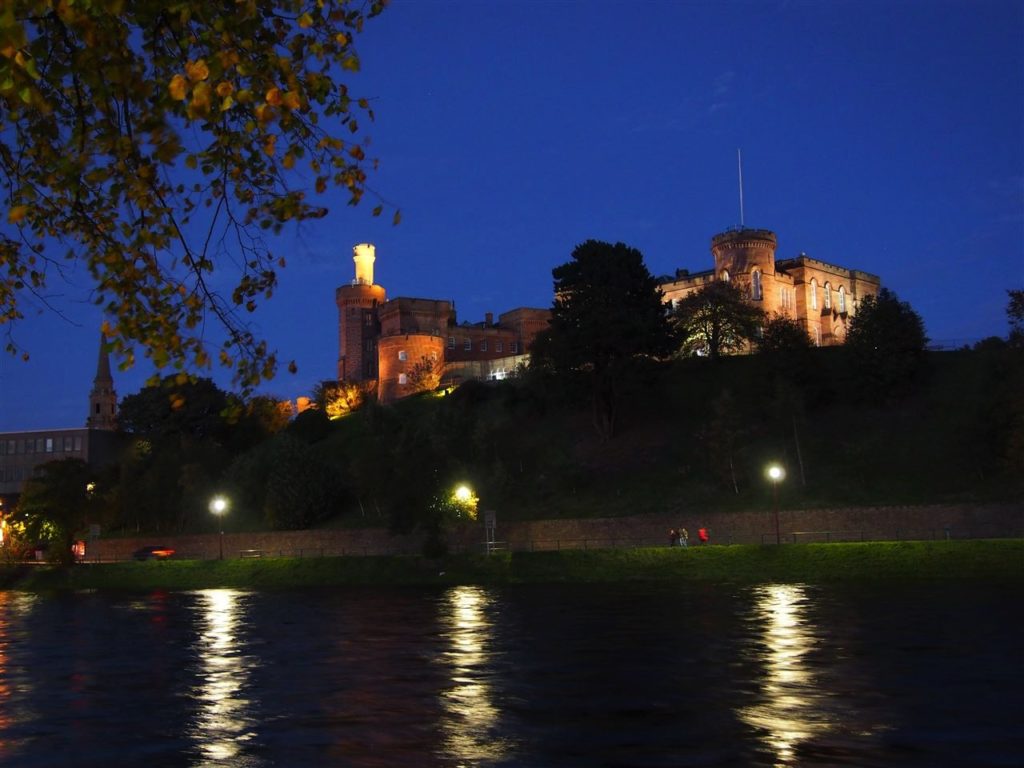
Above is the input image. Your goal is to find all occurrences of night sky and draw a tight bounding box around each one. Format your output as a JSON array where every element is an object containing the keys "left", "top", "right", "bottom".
[{"left": 1, "top": 0, "right": 1022, "bottom": 431}]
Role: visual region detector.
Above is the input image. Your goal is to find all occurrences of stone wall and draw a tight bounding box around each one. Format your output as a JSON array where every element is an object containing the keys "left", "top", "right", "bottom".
[{"left": 84, "top": 502, "right": 1023, "bottom": 562}]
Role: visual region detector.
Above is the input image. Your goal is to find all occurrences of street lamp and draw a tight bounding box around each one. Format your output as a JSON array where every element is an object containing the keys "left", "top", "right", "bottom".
[
  {"left": 209, "top": 496, "right": 228, "bottom": 560},
  {"left": 767, "top": 465, "right": 785, "bottom": 545}
]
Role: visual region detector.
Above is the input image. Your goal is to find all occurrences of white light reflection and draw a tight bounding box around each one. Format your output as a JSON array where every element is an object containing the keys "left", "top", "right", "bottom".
[
  {"left": 193, "top": 589, "right": 258, "bottom": 763},
  {"left": 439, "top": 586, "right": 508, "bottom": 762},
  {"left": 740, "top": 584, "right": 829, "bottom": 765}
]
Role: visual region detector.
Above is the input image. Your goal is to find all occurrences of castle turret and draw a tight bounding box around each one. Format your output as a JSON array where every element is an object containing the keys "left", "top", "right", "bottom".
[
  {"left": 336, "top": 243, "right": 386, "bottom": 383},
  {"left": 86, "top": 333, "right": 118, "bottom": 430},
  {"left": 710, "top": 228, "right": 783, "bottom": 312}
]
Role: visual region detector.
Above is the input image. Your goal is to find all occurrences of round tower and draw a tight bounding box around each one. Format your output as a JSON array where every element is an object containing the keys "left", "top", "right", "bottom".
[
  {"left": 377, "top": 334, "right": 445, "bottom": 404},
  {"left": 710, "top": 228, "right": 777, "bottom": 280},
  {"left": 336, "top": 243, "right": 386, "bottom": 383}
]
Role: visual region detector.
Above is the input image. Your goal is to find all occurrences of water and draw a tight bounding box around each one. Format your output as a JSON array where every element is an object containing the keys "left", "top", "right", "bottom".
[{"left": 0, "top": 583, "right": 1019, "bottom": 767}]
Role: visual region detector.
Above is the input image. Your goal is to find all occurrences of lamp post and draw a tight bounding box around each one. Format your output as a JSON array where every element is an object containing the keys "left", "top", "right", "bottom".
[
  {"left": 767, "top": 465, "right": 785, "bottom": 545},
  {"left": 209, "top": 496, "right": 228, "bottom": 560}
]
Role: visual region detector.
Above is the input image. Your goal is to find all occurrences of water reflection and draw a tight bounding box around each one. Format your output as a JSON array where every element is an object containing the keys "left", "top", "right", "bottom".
[
  {"left": 438, "top": 586, "right": 509, "bottom": 763},
  {"left": 192, "top": 589, "right": 258, "bottom": 763},
  {"left": 740, "top": 584, "right": 829, "bottom": 765}
]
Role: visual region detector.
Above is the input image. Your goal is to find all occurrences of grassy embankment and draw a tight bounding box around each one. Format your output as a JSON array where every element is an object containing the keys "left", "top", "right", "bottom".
[{"left": 3, "top": 540, "right": 1021, "bottom": 591}]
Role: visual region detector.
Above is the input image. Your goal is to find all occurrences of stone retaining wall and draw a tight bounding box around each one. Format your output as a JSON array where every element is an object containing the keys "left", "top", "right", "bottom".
[{"left": 85, "top": 502, "right": 1023, "bottom": 562}]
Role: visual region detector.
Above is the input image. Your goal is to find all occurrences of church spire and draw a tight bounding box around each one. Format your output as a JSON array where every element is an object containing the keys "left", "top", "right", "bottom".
[{"left": 86, "top": 332, "right": 118, "bottom": 431}]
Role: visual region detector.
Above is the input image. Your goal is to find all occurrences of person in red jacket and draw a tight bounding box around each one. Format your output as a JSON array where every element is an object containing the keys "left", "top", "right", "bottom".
[{"left": 698, "top": 527, "right": 709, "bottom": 545}]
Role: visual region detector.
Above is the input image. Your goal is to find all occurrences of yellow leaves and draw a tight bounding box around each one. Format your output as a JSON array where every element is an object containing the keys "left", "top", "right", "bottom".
[
  {"left": 281, "top": 91, "right": 301, "bottom": 110},
  {"left": 215, "top": 81, "right": 234, "bottom": 98},
  {"left": 263, "top": 134, "right": 276, "bottom": 156},
  {"left": 265, "top": 87, "right": 282, "bottom": 106},
  {"left": 281, "top": 152, "right": 295, "bottom": 169},
  {"left": 298, "top": 12, "right": 314, "bottom": 29},
  {"left": 7, "top": 205, "right": 28, "bottom": 224},
  {"left": 185, "top": 59, "right": 210, "bottom": 82},
  {"left": 254, "top": 103, "right": 274, "bottom": 125},
  {"left": 335, "top": 32, "right": 349, "bottom": 46},
  {"left": 169, "top": 74, "right": 188, "bottom": 100}
]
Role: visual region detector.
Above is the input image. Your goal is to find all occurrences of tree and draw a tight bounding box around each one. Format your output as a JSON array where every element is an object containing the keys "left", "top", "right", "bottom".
[
  {"left": 844, "top": 287, "right": 928, "bottom": 401},
  {"left": 313, "top": 379, "right": 365, "bottom": 418},
  {"left": 119, "top": 376, "right": 230, "bottom": 439},
  {"left": 1, "top": 1, "right": 389, "bottom": 390},
  {"left": 1008, "top": 289, "right": 1024, "bottom": 349},
  {"left": 11, "top": 458, "right": 94, "bottom": 564},
  {"left": 531, "top": 240, "right": 675, "bottom": 439},
  {"left": 673, "top": 281, "right": 765, "bottom": 359}
]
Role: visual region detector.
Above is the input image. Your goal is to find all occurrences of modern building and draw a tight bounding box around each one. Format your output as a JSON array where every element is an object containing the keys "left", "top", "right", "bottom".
[
  {"left": 0, "top": 336, "right": 122, "bottom": 504},
  {"left": 336, "top": 244, "right": 551, "bottom": 403},
  {"left": 659, "top": 227, "right": 881, "bottom": 347}
]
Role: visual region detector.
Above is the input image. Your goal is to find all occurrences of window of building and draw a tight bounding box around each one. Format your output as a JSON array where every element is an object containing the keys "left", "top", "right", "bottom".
[
  {"left": 823, "top": 282, "right": 832, "bottom": 310},
  {"left": 5, "top": 440, "right": 13, "bottom": 455},
  {"left": 74, "top": 436, "right": 82, "bottom": 452},
  {"left": 510, "top": 341, "right": 519, "bottom": 354},
  {"left": 64, "top": 437, "right": 73, "bottom": 452},
  {"left": 448, "top": 336, "right": 455, "bottom": 350},
  {"left": 809, "top": 279, "right": 818, "bottom": 310},
  {"left": 398, "top": 373, "right": 408, "bottom": 385},
  {"left": 496, "top": 341, "right": 503, "bottom": 353},
  {"left": 721, "top": 270, "right": 730, "bottom": 282},
  {"left": 464, "top": 339, "right": 471, "bottom": 351},
  {"left": 46, "top": 438, "right": 53, "bottom": 453},
  {"left": 364, "top": 313, "right": 373, "bottom": 326},
  {"left": 838, "top": 286, "right": 846, "bottom": 313},
  {"left": 815, "top": 325, "right": 822, "bottom": 346},
  {"left": 751, "top": 269, "right": 762, "bottom": 300},
  {"left": 480, "top": 341, "right": 487, "bottom": 352},
  {"left": 398, "top": 350, "right": 408, "bottom": 361}
]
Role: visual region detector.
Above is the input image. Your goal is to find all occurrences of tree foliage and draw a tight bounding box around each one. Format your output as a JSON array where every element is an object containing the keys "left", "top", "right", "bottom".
[
  {"left": 673, "top": 281, "right": 766, "bottom": 359},
  {"left": 0, "top": 0, "right": 388, "bottom": 389},
  {"left": 11, "top": 457, "right": 94, "bottom": 563},
  {"left": 1008, "top": 289, "right": 1024, "bottom": 349},
  {"left": 531, "top": 240, "right": 674, "bottom": 439},
  {"left": 844, "top": 287, "right": 928, "bottom": 401}
]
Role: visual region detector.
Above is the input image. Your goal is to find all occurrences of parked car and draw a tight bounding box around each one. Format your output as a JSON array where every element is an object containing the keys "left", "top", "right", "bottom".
[{"left": 133, "top": 545, "right": 175, "bottom": 561}]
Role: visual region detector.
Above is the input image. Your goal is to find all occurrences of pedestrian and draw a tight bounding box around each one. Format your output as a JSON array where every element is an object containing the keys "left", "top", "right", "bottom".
[
  {"left": 679, "top": 528, "right": 689, "bottom": 548},
  {"left": 698, "top": 527, "right": 709, "bottom": 545},
  {"left": 668, "top": 528, "right": 680, "bottom": 547}
]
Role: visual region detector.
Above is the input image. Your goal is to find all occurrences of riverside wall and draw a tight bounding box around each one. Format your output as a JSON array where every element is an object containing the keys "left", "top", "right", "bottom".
[{"left": 83, "top": 502, "right": 1024, "bottom": 562}]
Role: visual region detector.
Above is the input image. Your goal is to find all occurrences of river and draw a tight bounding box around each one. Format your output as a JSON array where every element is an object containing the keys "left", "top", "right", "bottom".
[{"left": 0, "top": 583, "right": 1019, "bottom": 767}]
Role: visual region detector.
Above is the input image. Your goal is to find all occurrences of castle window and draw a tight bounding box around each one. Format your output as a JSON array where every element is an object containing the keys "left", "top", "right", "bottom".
[
  {"left": 838, "top": 286, "right": 847, "bottom": 313},
  {"left": 809, "top": 279, "right": 818, "bottom": 310},
  {"left": 45, "top": 438, "right": 53, "bottom": 453},
  {"left": 751, "top": 269, "right": 763, "bottom": 300},
  {"left": 95, "top": 403, "right": 101, "bottom": 414},
  {"left": 464, "top": 339, "right": 471, "bottom": 351},
  {"left": 721, "top": 270, "right": 730, "bottom": 282},
  {"left": 398, "top": 373, "right": 408, "bottom": 385},
  {"left": 815, "top": 325, "right": 822, "bottom": 346},
  {"left": 496, "top": 341, "right": 503, "bottom": 353},
  {"left": 510, "top": 341, "right": 519, "bottom": 354},
  {"left": 364, "top": 313, "right": 373, "bottom": 326},
  {"left": 398, "top": 350, "right": 408, "bottom": 361},
  {"left": 823, "top": 282, "right": 832, "bottom": 310},
  {"left": 448, "top": 336, "right": 455, "bottom": 350},
  {"left": 480, "top": 341, "right": 487, "bottom": 352}
]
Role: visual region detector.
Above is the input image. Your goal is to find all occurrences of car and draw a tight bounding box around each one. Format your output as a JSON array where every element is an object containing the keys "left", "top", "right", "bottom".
[{"left": 133, "top": 545, "right": 175, "bottom": 561}]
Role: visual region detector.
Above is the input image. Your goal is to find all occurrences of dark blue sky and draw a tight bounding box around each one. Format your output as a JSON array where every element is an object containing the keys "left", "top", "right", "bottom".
[{"left": 2, "top": 0, "right": 1022, "bottom": 431}]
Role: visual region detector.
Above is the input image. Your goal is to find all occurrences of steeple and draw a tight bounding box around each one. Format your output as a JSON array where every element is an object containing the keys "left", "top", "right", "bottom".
[{"left": 86, "top": 332, "right": 118, "bottom": 431}]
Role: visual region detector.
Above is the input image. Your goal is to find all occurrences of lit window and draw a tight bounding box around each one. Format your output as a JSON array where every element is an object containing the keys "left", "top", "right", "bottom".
[
  {"left": 838, "top": 286, "right": 846, "bottom": 313},
  {"left": 398, "top": 350, "right": 407, "bottom": 361},
  {"left": 809, "top": 279, "right": 818, "bottom": 310},
  {"left": 815, "top": 325, "right": 822, "bottom": 346},
  {"left": 751, "top": 269, "right": 762, "bottom": 300},
  {"left": 46, "top": 438, "right": 53, "bottom": 453},
  {"left": 823, "top": 282, "right": 832, "bottom": 310},
  {"left": 464, "top": 339, "right": 471, "bottom": 351},
  {"left": 721, "top": 270, "right": 730, "bottom": 282},
  {"left": 398, "top": 373, "right": 408, "bottom": 385},
  {"left": 496, "top": 341, "right": 503, "bottom": 353},
  {"left": 510, "top": 341, "right": 518, "bottom": 354}
]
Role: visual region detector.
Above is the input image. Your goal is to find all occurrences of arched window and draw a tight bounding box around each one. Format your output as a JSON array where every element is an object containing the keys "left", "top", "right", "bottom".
[
  {"left": 751, "top": 269, "right": 762, "bottom": 300},
  {"left": 823, "top": 282, "right": 832, "bottom": 310},
  {"left": 809, "top": 278, "right": 818, "bottom": 310},
  {"left": 721, "top": 270, "right": 730, "bottom": 282},
  {"left": 838, "top": 286, "right": 847, "bottom": 313},
  {"left": 814, "top": 325, "right": 822, "bottom": 346}
]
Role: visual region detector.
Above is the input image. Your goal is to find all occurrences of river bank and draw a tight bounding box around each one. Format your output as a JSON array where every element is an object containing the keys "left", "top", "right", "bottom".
[{"left": 3, "top": 540, "right": 1021, "bottom": 591}]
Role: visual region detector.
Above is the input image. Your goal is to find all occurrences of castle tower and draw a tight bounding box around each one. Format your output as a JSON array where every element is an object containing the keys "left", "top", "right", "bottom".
[
  {"left": 86, "top": 333, "right": 118, "bottom": 430},
  {"left": 710, "top": 228, "right": 783, "bottom": 314},
  {"left": 336, "top": 243, "right": 387, "bottom": 383}
]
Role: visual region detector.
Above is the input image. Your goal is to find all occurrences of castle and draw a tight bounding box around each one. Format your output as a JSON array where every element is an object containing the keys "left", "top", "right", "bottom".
[
  {"left": 335, "top": 244, "right": 550, "bottom": 403},
  {"left": 660, "top": 228, "right": 881, "bottom": 346},
  {"left": 338, "top": 230, "right": 881, "bottom": 402}
]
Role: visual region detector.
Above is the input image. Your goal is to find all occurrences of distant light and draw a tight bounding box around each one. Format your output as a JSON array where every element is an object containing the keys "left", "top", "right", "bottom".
[
  {"left": 767, "top": 465, "right": 785, "bottom": 482},
  {"left": 210, "top": 496, "right": 228, "bottom": 515},
  {"left": 454, "top": 485, "right": 472, "bottom": 503}
]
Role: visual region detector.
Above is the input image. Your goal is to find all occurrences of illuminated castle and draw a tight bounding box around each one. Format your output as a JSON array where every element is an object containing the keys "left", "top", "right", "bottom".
[
  {"left": 336, "top": 244, "right": 550, "bottom": 403},
  {"left": 659, "top": 228, "right": 881, "bottom": 346}
]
